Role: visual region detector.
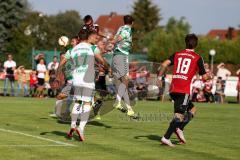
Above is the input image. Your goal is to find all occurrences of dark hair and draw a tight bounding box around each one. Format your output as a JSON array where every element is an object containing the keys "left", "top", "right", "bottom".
[
  {"left": 60, "top": 52, "right": 65, "bottom": 56},
  {"left": 7, "top": 53, "right": 12, "bottom": 57},
  {"left": 71, "top": 35, "right": 79, "bottom": 40},
  {"left": 83, "top": 15, "right": 93, "bottom": 23},
  {"left": 88, "top": 30, "right": 98, "bottom": 37},
  {"left": 53, "top": 56, "right": 57, "bottom": 59},
  {"left": 185, "top": 33, "right": 198, "bottom": 49},
  {"left": 78, "top": 29, "right": 89, "bottom": 40},
  {"left": 124, "top": 15, "right": 134, "bottom": 25}
]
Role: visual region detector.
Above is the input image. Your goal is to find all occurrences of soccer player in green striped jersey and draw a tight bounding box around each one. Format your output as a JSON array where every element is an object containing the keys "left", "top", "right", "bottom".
[{"left": 111, "top": 15, "right": 137, "bottom": 118}]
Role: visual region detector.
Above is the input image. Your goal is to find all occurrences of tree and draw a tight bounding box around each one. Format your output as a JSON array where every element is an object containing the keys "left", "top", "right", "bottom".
[
  {"left": 145, "top": 17, "right": 191, "bottom": 62},
  {"left": 0, "top": 0, "right": 28, "bottom": 55},
  {"left": 49, "top": 10, "right": 83, "bottom": 39},
  {"left": 165, "top": 17, "right": 190, "bottom": 35},
  {"left": 5, "top": 10, "right": 83, "bottom": 68},
  {"left": 131, "top": 0, "right": 161, "bottom": 52}
]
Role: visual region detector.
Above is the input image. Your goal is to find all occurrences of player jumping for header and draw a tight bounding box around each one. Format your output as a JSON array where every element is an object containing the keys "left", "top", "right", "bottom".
[
  {"left": 111, "top": 15, "right": 137, "bottom": 118},
  {"left": 159, "top": 34, "right": 211, "bottom": 147}
]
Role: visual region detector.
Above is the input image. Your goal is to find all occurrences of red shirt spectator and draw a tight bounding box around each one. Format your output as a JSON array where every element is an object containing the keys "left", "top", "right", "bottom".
[{"left": 30, "top": 71, "right": 38, "bottom": 86}]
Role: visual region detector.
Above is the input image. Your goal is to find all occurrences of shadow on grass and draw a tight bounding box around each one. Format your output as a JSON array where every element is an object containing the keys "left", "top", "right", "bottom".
[
  {"left": 40, "top": 130, "right": 72, "bottom": 140},
  {"left": 134, "top": 135, "right": 179, "bottom": 144},
  {"left": 88, "top": 121, "right": 112, "bottom": 128}
]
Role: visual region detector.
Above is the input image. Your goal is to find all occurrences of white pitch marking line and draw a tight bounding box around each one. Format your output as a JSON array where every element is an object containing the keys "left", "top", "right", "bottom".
[
  {"left": 0, "top": 145, "right": 73, "bottom": 147},
  {"left": 0, "top": 128, "right": 76, "bottom": 147}
]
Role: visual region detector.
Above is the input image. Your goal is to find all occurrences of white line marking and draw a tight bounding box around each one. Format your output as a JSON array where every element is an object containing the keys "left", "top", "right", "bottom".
[
  {"left": 0, "top": 145, "right": 73, "bottom": 147},
  {"left": 0, "top": 128, "right": 76, "bottom": 147}
]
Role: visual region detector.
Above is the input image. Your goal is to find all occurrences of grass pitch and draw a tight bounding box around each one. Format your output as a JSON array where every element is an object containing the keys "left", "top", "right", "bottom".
[{"left": 0, "top": 97, "right": 239, "bottom": 160}]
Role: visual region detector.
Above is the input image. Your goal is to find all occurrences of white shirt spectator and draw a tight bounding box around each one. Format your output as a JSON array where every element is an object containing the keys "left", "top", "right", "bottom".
[
  {"left": 216, "top": 68, "right": 231, "bottom": 80},
  {"left": 4, "top": 60, "right": 16, "bottom": 71},
  {"left": 37, "top": 63, "right": 46, "bottom": 79},
  {"left": 192, "top": 79, "right": 204, "bottom": 90},
  {"left": 47, "top": 62, "right": 59, "bottom": 70}
]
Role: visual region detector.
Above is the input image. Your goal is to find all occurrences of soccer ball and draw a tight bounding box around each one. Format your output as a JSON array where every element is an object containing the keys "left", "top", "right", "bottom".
[{"left": 58, "top": 36, "right": 69, "bottom": 46}]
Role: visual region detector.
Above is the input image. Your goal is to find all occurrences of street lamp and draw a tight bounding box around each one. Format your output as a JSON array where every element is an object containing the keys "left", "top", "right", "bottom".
[{"left": 209, "top": 49, "right": 216, "bottom": 73}]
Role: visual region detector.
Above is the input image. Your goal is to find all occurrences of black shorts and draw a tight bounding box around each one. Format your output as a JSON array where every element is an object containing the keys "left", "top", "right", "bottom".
[
  {"left": 95, "top": 75, "right": 106, "bottom": 90},
  {"left": 170, "top": 93, "right": 194, "bottom": 114},
  {"left": 38, "top": 78, "right": 45, "bottom": 86}
]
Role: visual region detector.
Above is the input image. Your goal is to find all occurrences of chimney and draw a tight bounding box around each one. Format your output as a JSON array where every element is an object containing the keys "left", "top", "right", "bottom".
[
  {"left": 226, "top": 27, "right": 234, "bottom": 40},
  {"left": 109, "top": 12, "right": 117, "bottom": 18}
]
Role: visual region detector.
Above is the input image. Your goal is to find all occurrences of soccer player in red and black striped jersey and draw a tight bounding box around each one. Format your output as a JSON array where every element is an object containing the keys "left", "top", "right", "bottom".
[{"left": 158, "top": 34, "right": 211, "bottom": 147}]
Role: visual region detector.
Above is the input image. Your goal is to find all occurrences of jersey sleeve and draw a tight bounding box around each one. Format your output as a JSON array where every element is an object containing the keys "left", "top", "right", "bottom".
[
  {"left": 168, "top": 53, "right": 175, "bottom": 66},
  {"left": 13, "top": 61, "right": 16, "bottom": 67},
  {"left": 64, "top": 49, "right": 72, "bottom": 60},
  {"left": 197, "top": 57, "right": 206, "bottom": 75},
  {"left": 91, "top": 45, "right": 101, "bottom": 55},
  {"left": 3, "top": 62, "right": 7, "bottom": 68},
  {"left": 120, "top": 29, "right": 130, "bottom": 39}
]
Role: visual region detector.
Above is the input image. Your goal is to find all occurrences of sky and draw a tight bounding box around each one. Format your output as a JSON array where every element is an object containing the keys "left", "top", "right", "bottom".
[{"left": 28, "top": 0, "right": 240, "bottom": 34}]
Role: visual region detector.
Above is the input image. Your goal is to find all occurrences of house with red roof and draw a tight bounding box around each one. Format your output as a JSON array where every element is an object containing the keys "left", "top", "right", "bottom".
[
  {"left": 95, "top": 12, "right": 124, "bottom": 38},
  {"left": 207, "top": 27, "right": 240, "bottom": 40}
]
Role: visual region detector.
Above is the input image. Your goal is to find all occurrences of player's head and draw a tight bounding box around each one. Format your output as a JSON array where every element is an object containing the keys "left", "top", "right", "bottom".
[
  {"left": 31, "top": 69, "right": 37, "bottom": 75},
  {"left": 78, "top": 29, "right": 89, "bottom": 41},
  {"left": 7, "top": 53, "right": 13, "bottom": 60},
  {"left": 185, "top": 33, "right": 198, "bottom": 49},
  {"left": 60, "top": 52, "right": 65, "bottom": 60},
  {"left": 19, "top": 66, "right": 25, "bottom": 71},
  {"left": 124, "top": 15, "right": 134, "bottom": 25},
  {"left": 39, "top": 58, "right": 45, "bottom": 64},
  {"left": 53, "top": 56, "right": 58, "bottom": 62},
  {"left": 84, "top": 15, "right": 93, "bottom": 26},
  {"left": 88, "top": 31, "right": 99, "bottom": 44},
  {"left": 71, "top": 36, "right": 79, "bottom": 47}
]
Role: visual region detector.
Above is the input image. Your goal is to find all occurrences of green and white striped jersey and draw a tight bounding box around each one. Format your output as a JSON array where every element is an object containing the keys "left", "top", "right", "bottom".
[{"left": 114, "top": 25, "right": 132, "bottom": 55}]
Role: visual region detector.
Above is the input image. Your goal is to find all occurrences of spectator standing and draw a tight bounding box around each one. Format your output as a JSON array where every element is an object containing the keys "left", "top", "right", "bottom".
[
  {"left": 215, "top": 77, "right": 224, "bottom": 103},
  {"left": 236, "top": 68, "right": 240, "bottom": 103},
  {"left": 3, "top": 54, "right": 16, "bottom": 96},
  {"left": 36, "top": 58, "right": 46, "bottom": 86},
  {"left": 16, "top": 66, "right": 28, "bottom": 97},
  {"left": 47, "top": 56, "right": 59, "bottom": 70},
  {"left": 216, "top": 63, "right": 231, "bottom": 91},
  {"left": 47, "top": 56, "right": 59, "bottom": 97},
  {"left": 34, "top": 53, "right": 45, "bottom": 66}
]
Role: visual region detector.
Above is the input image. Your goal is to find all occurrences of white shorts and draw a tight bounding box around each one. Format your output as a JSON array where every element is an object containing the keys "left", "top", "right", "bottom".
[{"left": 73, "top": 86, "right": 94, "bottom": 102}]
